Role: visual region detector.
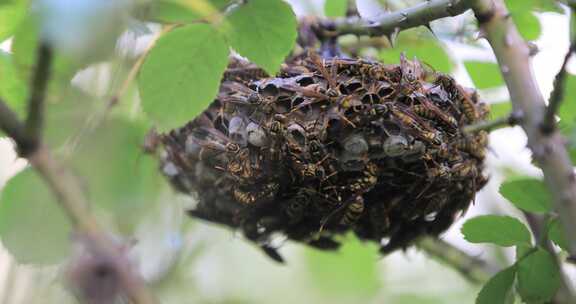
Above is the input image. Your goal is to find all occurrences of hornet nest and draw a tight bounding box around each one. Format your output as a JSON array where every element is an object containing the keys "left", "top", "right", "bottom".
[{"left": 157, "top": 52, "right": 489, "bottom": 263}]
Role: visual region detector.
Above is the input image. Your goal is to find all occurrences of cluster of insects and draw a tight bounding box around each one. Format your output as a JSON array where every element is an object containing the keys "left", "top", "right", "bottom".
[{"left": 157, "top": 52, "right": 489, "bottom": 262}]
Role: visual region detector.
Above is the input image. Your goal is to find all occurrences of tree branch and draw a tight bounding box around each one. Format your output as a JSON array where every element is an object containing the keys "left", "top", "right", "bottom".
[
  {"left": 541, "top": 42, "right": 576, "bottom": 134},
  {"left": 318, "top": 0, "right": 473, "bottom": 38},
  {"left": 469, "top": 0, "right": 576, "bottom": 301},
  {"left": 416, "top": 237, "right": 495, "bottom": 285},
  {"left": 462, "top": 110, "right": 523, "bottom": 133},
  {"left": 25, "top": 42, "right": 52, "bottom": 147}
]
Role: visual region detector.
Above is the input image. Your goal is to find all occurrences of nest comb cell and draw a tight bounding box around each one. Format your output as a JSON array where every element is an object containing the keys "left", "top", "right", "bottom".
[{"left": 157, "top": 52, "right": 489, "bottom": 263}]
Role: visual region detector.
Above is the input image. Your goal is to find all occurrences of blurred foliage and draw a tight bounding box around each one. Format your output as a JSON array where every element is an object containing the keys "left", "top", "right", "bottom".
[
  {"left": 464, "top": 61, "right": 504, "bottom": 90},
  {"left": 379, "top": 28, "right": 453, "bottom": 73},
  {"left": 0, "top": 0, "right": 26, "bottom": 42},
  {"left": 0, "top": 169, "right": 71, "bottom": 264},
  {"left": 0, "top": 0, "right": 573, "bottom": 303},
  {"left": 325, "top": 0, "right": 348, "bottom": 17},
  {"left": 305, "top": 236, "right": 380, "bottom": 299}
]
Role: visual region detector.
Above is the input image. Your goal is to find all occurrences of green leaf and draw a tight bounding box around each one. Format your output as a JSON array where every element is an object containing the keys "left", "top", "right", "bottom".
[
  {"left": 305, "top": 236, "right": 380, "bottom": 297},
  {"left": 325, "top": 0, "right": 348, "bottom": 17},
  {"left": 489, "top": 101, "right": 512, "bottom": 120},
  {"left": 464, "top": 61, "right": 504, "bottom": 89},
  {"left": 462, "top": 215, "right": 532, "bottom": 247},
  {"left": 0, "top": 169, "right": 71, "bottom": 264},
  {"left": 548, "top": 218, "right": 569, "bottom": 251},
  {"left": 500, "top": 178, "right": 552, "bottom": 213},
  {"left": 476, "top": 266, "right": 516, "bottom": 304},
  {"left": 517, "top": 248, "right": 561, "bottom": 303},
  {"left": 0, "top": 51, "right": 27, "bottom": 118},
  {"left": 379, "top": 28, "right": 453, "bottom": 73},
  {"left": 139, "top": 24, "right": 229, "bottom": 131},
  {"left": 69, "top": 119, "right": 163, "bottom": 231},
  {"left": 223, "top": 0, "right": 297, "bottom": 74},
  {"left": 0, "top": 0, "right": 26, "bottom": 42}
]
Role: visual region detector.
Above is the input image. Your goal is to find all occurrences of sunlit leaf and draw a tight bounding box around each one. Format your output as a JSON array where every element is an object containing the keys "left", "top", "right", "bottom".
[
  {"left": 489, "top": 101, "right": 512, "bottom": 120},
  {"left": 462, "top": 215, "right": 532, "bottom": 247},
  {"left": 476, "top": 266, "right": 516, "bottom": 304},
  {"left": 0, "top": 0, "right": 26, "bottom": 42},
  {"left": 223, "top": 0, "right": 297, "bottom": 74},
  {"left": 500, "top": 178, "right": 552, "bottom": 213},
  {"left": 305, "top": 236, "right": 380, "bottom": 297},
  {"left": 325, "top": 0, "right": 348, "bottom": 17},
  {"left": 558, "top": 75, "right": 576, "bottom": 127},
  {"left": 0, "top": 51, "right": 27, "bottom": 119},
  {"left": 379, "top": 28, "right": 453, "bottom": 73},
  {"left": 144, "top": 0, "right": 229, "bottom": 24},
  {"left": 0, "top": 169, "right": 71, "bottom": 264},
  {"left": 548, "top": 218, "right": 569, "bottom": 252},
  {"left": 139, "top": 23, "right": 229, "bottom": 131},
  {"left": 70, "top": 119, "right": 164, "bottom": 231},
  {"left": 464, "top": 61, "right": 504, "bottom": 89},
  {"left": 517, "top": 248, "right": 561, "bottom": 304}
]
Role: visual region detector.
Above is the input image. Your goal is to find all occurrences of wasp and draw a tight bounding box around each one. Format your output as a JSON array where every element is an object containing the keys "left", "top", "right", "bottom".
[
  {"left": 412, "top": 98, "right": 458, "bottom": 128},
  {"left": 398, "top": 53, "right": 424, "bottom": 94},
  {"left": 454, "top": 137, "right": 485, "bottom": 159},
  {"left": 233, "top": 188, "right": 257, "bottom": 204},
  {"left": 340, "top": 195, "right": 365, "bottom": 226},
  {"left": 309, "top": 51, "right": 340, "bottom": 98},
  {"left": 387, "top": 103, "right": 441, "bottom": 145}
]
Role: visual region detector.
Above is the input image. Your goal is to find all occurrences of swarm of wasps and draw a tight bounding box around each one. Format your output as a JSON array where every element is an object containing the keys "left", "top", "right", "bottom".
[{"left": 158, "top": 52, "right": 489, "bottom": 263}]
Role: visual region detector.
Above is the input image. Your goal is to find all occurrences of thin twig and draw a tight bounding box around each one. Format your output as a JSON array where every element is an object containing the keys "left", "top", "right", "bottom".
[
  {"left": 318, "top": 0, "right": 472, "bottom": 38},
  {"left": 541, "top": 43, "right": 576, "bottom": 134},
  {"left": 463, "top": 110, "right": 523, "bottom": 133},
  {"left": 470, "top": 0, "right": 576, "bottom": 301},
  {"left": 416, "top": 237, "right": 495, "bottom": 285},
  {"left": 25, "top": 42, "right": 52, "bottom": 145},
  {"left": 0, "top": 100, "right": 35, "bottom": 155}
]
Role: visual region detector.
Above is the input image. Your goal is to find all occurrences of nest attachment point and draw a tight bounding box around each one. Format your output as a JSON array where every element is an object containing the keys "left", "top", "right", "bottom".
[{"left": 158, "top": 53, "right": 489, "bottom": 263}]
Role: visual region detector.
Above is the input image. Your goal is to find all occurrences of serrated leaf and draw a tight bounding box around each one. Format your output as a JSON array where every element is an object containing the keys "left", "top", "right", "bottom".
[
  {"left": 476, "top": 266, "right": 516, "bottom": 304},
  {"left": 69, "top": 119, "right": 163, "bottom": 232},
  {"left": 489, "top": 101, "right": 512, "bottom": 120},
  {"left": 500, "top": 178, "right": 552, "bottom": 213},
  {"left": 548, "top": 218, "right": 569, "bottom": 252},
  {"left": 379, "top": 28, "right": 453, "bottom": 73},
  {"left": 0, "top": 0, "right": 26, "bottom": 42},
  {"left": 223, "top": 0, "right": 297, "bottom": 74},
  {"left": 517, "top": 248, "right": 561, "bottom": 303},
  {"left": 462, "top": 215, "right": 532, "bottom": 247},
  {"left": 0, "top": 169, "right": 71, "bottom": 264},
  {"left": 325, "top": 0, "right": 348, "bottom": 17},
  {"left": 305, "top": 236, "right": 380, "bottom": 297},
  {"left": 139, "top": 24, "right": 229, "bottom": 131},
  {"left": 464, "top": 61, "right": 504, "bottom": 89}
]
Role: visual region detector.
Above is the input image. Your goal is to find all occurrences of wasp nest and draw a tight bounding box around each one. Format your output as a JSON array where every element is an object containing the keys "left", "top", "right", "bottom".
[{"left": 158, "top": 53, "right": 489, "bottom": 262}]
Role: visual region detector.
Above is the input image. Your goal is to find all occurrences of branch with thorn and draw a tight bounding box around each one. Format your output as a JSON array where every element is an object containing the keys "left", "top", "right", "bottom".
[
  {"left": 0, "top": 43, "right": 157, "bottom": 303},
  {"left": 315, "top": 0, "right": 472, "bottom": 42}
]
